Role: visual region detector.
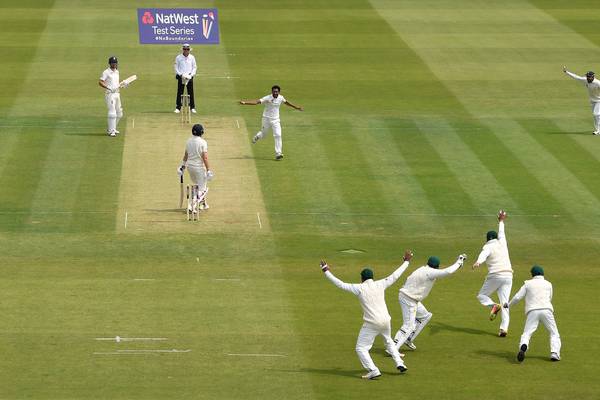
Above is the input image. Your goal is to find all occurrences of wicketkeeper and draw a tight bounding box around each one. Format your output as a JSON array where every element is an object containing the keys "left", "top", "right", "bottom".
[
  {"left": 320, "top": 251, "right": 413, "bottom": 380},
  {"left": 178, "top": 124, "right": 213, "bottom": 214},
  {"left": 504, "top": 265, "right": 561, "bottom": 362},
  {"left": 473, "top": 210, "right": 513, "bottom": 337},
  {"left": 393, "top": 254, "right": 466, "bottom": 352}
]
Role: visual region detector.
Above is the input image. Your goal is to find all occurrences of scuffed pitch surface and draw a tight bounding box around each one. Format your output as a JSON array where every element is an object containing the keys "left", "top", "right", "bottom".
[{"left": 116, "top": 114, "right": 269, "bottom": 233}]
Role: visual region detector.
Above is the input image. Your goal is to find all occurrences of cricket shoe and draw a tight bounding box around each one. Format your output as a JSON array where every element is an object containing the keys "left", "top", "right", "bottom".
[
  {"left": 490, "top": 304, "right": 501, "bottom": 320},
  {"left": 275, "top": 153, "right": 284, "bottom": 160},
  {"left": 404, "top": 340, "right": 417, "bottom": 350},
  {"left": 498, "top": 329, "right": 507, "bottom": 337},
  {"left": 397, "top": 363, "right": 408, "bottom": 373},
  {"left": 517, "top": 344, "right": 527, "bottom": 362},
  {"left": 550, "top": 352, "right": 561, "bottom": 362},
  {"left": 191, "top": 109, "right": 197, "bottom": 114},
  {"left": 113, "top": 129, "right": 120, "bottom": 134},
  {"left": 174, "top": 109, "right": 180, "bottom": 114},
  {"left": 593, "top": 130, "right": 600, "bottom": 135},
  {"left": 361, "top": 369, "right": 381, "bottom": 380},
  {"left": 107, "top": 130, "right": 116, "bottom": 137}
]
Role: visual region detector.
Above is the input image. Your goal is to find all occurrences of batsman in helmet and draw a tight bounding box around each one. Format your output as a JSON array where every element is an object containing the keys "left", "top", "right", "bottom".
[
  {"left": 178, "top": 124, "right": 214, "bottom": 215},
  {"left": 98, "top": 56, "right": 124, "bottom": 136}
]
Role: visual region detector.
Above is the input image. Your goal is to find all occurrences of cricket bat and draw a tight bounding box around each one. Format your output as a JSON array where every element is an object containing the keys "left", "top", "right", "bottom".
[
  {"left": 120, "top": 74, "right": 137, "bottom": 87},
  {"left": 179, "top": 174, "right": 184, "bottom": 208}
]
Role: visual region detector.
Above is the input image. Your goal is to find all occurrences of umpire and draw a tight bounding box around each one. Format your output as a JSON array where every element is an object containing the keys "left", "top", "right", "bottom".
[{"left": 174, "top": 43, "right": 197, "bottom": 114}]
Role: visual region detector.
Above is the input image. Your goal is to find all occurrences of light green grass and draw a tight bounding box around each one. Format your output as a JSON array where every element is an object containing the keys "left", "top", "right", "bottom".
[{"left": 1, "top": 0, "right": 600, "bottom": 399}]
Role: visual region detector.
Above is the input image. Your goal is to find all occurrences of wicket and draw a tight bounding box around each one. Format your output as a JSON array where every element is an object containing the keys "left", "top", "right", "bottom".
[{"left": 181, "top": 94, "right": 191, "bottom": 123}]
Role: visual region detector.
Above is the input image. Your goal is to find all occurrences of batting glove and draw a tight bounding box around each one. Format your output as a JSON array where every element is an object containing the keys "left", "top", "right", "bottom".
[
  {"left": 177, "top": 164, "right": 185, "bottom": 176},
  {"left": 457, "top": 254, "right": 467, "bottom": 267},
  {"left": 320, "top": 260, "right": 329, "bottom": 272},
  {"left": 207, "top": 170, "right": 214, "bottom": 181}
]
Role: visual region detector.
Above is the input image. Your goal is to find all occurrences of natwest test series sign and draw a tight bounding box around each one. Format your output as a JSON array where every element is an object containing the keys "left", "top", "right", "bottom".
[{"left": 137, "top": 8, "right": 219, "bottom": 44}]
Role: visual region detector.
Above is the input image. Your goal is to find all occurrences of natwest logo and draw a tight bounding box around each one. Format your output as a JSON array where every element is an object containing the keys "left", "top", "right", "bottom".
[
  {"left": 141, "top": 11, "right": 154, "bottom": 24},
  {"left": 155, "top": 12, "right": 200, "bottom": 24}
]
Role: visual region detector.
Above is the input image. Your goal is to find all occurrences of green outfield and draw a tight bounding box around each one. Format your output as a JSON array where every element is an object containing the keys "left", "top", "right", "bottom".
[{"left": 1, "top": 0, "right": 600, "bottom": 398}]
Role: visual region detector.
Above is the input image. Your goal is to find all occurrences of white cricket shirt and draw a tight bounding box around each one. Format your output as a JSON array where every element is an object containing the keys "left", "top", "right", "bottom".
[
  {"left": 175, "top": 54, "right": 197, "bottom": 76},
  {"left": 324, "top": 261, "right": 409, "bottom": 326},
  {"left": 100, "top": 68, "right": 120, "bottom": 93},
  {"left": 475, "top": 221, "right": 513, "bottom": 276},
  {"left": 565, "top": 71, "right": 600, "bottom": 102},
  {"left": 508, "top": 276, "right": 554, "bottom": 314},
  {"left": 260, "top": 94, "right": 286, "bottom": 119},
  {"left": 185, "top": 136, "right": 208, "bottom": 168},
  {"left": 399, "top": 260, "right": 463, "bottom": 302}
]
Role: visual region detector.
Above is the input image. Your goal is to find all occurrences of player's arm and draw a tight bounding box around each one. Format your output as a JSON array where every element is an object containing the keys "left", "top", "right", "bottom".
[
  {"left": 429, "top": 254, "right": 467, "bottom": 279},
  {"left": 320, "top": 261, "right": 360, "bottom": 295},
  {"left": 472, "top": 247, "right": 491, "bottom": 270},
  {"left": 99, "top": 79, "right": 109, "bottom": 90},
  {"left": 239, "top": 99, "right": 261, "bottom": 105},
  {"left": 381, "top": 250, "right": 413, "bottom": 289},
  {"left": 505, "top": 284, "right": 526, "bottom": 308},
  {"left": 201, "top": 151, "right": 210, "bottom": 171},
  {"left": 563, "top": 66, "right": 586, "bottom": 82},
  {"left": 284, "top": 100, "right": 303, "bottom": 111},
  {"left": 177, "top": 151, "right": 188, "bottom": 176},
  {"left": 497, "top": 210, "right": 507, "bottom": 241}
]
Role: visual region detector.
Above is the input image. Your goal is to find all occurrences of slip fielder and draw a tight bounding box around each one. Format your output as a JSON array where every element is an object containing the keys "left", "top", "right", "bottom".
[
  {"left": 504, "top": 265, "right": 561, "bottom": 362},
  {"left": 563, "top": 66, "right": 600, "bottom": 135},
  {"left": 240, "top": 85, "right": 303, "bottom": 160},
  {"left": 393, "top": 254, "right": 466, "bottom": 352},
  {"left": 473, "top": 210, "right": 512, "bottom": 337},
  {"left": 319, "top": 251, "right": 413, "bottom": 380}
]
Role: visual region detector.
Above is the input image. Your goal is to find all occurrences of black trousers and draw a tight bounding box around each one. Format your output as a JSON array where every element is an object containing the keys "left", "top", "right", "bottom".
[{"left": 176, "top": 75, "right": 196, "bottom": 109}]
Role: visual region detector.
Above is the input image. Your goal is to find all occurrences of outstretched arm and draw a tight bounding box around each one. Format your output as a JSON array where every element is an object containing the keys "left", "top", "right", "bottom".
[
  {"left": 320, "top": 261, "right": 360, "bottom": 295},
  {"left": 497, "top": 210, "right": 507, "bottom": 241},
  {"left": 429, "top": 254, "right": 467, "bottom": 279},
  {"left": 284, "top": 100, "right": 303, "bottom": 111},
  {"left": 381, "top": 250, "right": 413, "bottom": 289},
  {"left": 563, "top": 67, "right": 586, "bottom": 82},
  {"left": 505, "top": 284, "right": 526, "bottom": 308},
  {"left": 239, "top": 99, "right": 261, "bottom": 105}
]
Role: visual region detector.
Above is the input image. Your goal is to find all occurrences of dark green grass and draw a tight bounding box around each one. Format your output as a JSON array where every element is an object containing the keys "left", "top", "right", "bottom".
[{"left": 1, "top": 0, "right": 600, "bottom": 399}]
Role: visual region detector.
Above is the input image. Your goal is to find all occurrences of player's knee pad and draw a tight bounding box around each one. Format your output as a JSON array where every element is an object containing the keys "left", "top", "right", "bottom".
[
  {"left": 117, "top": 108, "right": 123, "bottom": 118},
  {"left": 108, "top": 111, "right": 117, "bottom": 118}
]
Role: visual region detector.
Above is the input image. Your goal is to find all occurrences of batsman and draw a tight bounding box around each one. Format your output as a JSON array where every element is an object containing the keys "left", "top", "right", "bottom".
[{"left": 178, "top": 124, "right": 213, "bottom": 214}]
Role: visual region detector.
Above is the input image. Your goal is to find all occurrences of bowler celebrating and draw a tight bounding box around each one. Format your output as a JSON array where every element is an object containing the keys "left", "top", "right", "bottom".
[
  {"left": 504, "top": 265, "right": 561, "bottom": 362},
  {"left": 393, "top": 254, "right": 466, "bottom": 352},
  {"left": 563, "top": 66, "right": 600, "bottom": 135},
  {"left": 240, "top": 85, "right": 303, "bottom": 160},
  {"left": 319, "top": 251, "right": 413, "bottom": 380},
  {"left": 98, "top": 56, "right": 125, "bottom": 137},
  {"left": 473, "top": 210, "right": 512, "bottom": 337}
]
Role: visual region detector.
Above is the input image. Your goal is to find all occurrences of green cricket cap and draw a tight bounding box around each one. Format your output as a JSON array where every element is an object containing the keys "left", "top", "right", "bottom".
[
  {"left": 487, "top": 230, "right": 498, "bottom": 241},
  {"left": 361, "top": 268, "right": 374, "bottom": 281},
  {"left": 427, "top": 256, "right": 440, "bottom": 269},
  {"left": 531, "top": 265, "right": 544, "bottom": 277}
]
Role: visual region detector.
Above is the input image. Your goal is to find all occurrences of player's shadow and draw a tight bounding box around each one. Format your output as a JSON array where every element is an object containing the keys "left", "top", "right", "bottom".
[
  {"left": 546, "top": 130, "right": 590, "bottom": 135},
  {"left": 63, "top": 132, "right": 109, "bottom": 136},
  {"left": 429, "top": 321, "right": 497, "bottom": 337},
  {"left": 278, "top": 367, "right": 364, "bottom": 379}
]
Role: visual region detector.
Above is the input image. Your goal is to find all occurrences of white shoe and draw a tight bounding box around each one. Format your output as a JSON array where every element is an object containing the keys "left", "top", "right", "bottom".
[
  {"left": 174, "top": 109, "right": 180, "bottom": 114},
  {"left": 404, "top": 340, "right": 416, "bottom": 350},
  {"left": 113, "top": 129, "right": 120, "bottom": 134},
  {"left": 191, "top": 109, "right": 197, "bottom": 114},
  {"left": 550, "top": 352, "right": 561, "bottom": 362},
  {"left": 397, "top": 363, "right": 408, "bottom": 373},
  {"left": 361, "top": 369, "right": 381, "bottom": 380},
  {"left": 108, "top": 131, "right": 116, "bottom": 137},
  {"left": 593, "top": 130, "right": 599, "bottom": 135}
]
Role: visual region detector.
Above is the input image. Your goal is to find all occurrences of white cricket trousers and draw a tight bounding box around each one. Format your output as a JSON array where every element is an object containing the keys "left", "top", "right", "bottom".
[
  {"left": 187, "top": 165, "right": 207, "bottom": 191},
  {"left": 394, "top": 293, "right": 432, "bottom": 349},
  {"left": 356, "top": 321, "right": 405, "bottom": 372},
  {"left": 520, "top": 309, "right": 561, "bottom": 357},
  {"left": 255, "top": 117, "right": 282, "bottom": 155},
  {"left": 591, "top": 101, "right": 600, "bottom": 132},
  {"left": 105, "top": 92, "right": 123, "bottom": 132},
  {"left": 477, "top": 274, "right": 512, "bottom": 331}
]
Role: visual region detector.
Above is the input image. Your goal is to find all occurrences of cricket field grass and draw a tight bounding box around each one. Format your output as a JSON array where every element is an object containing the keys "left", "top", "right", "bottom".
[{"left": 1, "top": 0, "right": 600, "bottom": 398}]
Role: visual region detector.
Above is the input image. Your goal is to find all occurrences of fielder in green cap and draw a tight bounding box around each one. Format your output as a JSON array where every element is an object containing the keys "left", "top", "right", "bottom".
[
  {"left": 473, "top": 210, "right": 513, "bottom": 337},
  {"left": 319, "top": 250, "right": 414, "bottom": 379},
  {"left": 393, "top": 252, "right": 467, "bottom": 352},
  {"left": 504, "top": 265, "right": 561, "bottom": 362}
]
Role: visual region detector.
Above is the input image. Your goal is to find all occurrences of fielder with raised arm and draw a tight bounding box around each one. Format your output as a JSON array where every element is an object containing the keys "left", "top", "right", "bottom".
[
  {"left": 319, "top": 250, "right": 413, "bottom": 380},
  {"left": 393, "top": 254, "right": 466, "bottom": 352},
  {"left": 563, "top": 66, "right": 600, "bottom": 135},
  {"left": 178, "top": 124, "right": 213, "bottom": 214},
  {"left": 473, "top": 210, "right": 512, "bottom": 337},
  {"left": 240, "top": 85, "right": 303, "bottom": 160},
  {"left": 504, "top": 265, "right": 561, "bottom": 363},
  {"left": 98, "top": 56, "right": 127, "bottom": 137}
]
